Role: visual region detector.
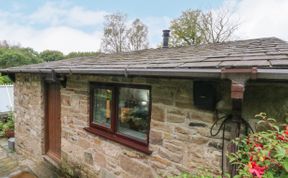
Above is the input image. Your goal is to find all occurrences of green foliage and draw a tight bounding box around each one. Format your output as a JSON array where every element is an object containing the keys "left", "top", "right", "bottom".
[
  {"left": 169, "top": 9, "right": 237, "bottom": 47},
  {"left": 170, "top": 9, "right": 203, "bottom": 47},
  {"left": 0, "top": 112, "right": 14, "bottom": 137},
  {"left": 0, "top": 47, "right": 43, "bottom": 68},
  {"left": 39, "top": 50, "right": 64, "bottom": 62},
  {"left": 0, "top": 75, "right": 11, "bottom": 84},
  {"left": 0, "top": 41, "right": 101, "bottom": 72},
  {"left": 65, "top": 51, "right": 100, "bottom": 59},
  {"left": 228, "top": 113, "right": 288, "bottom": 178}
]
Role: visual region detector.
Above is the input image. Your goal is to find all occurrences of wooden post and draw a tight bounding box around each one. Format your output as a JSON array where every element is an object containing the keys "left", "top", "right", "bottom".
[{"left": 230, "top": 81, "right": 245, "bottom": 177}]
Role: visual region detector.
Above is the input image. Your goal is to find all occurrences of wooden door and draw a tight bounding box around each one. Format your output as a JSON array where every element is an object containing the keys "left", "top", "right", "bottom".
[{"left": 46, "top": 83, "right": 61, "bottom": 162}]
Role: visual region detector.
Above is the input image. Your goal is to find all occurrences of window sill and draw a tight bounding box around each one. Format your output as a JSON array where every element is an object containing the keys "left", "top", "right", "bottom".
[{"left": 84, "top": 127, "right": 152, "bottom": 155}]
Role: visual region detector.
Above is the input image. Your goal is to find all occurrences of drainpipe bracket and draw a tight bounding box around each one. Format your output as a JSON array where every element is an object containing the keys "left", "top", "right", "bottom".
[{"left": 221, "top": 67, "right": 257, "bottom": 80}]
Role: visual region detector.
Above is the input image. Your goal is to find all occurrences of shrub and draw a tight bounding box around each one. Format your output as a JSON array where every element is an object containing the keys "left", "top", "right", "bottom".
[
  {"left": 228, "top": 113, "right": 288, "bottom": 178},
  {"left": 0, "top": 112, "right": 14, "bottom": 137}
]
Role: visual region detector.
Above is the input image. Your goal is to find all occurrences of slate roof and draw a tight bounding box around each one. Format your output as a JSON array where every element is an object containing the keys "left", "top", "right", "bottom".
[{"left": 1, "top": 37, "right": 288, "bottom": 76}]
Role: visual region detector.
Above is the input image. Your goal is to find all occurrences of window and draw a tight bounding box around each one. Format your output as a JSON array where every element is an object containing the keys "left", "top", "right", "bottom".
[{"left": 85, "top": 82, "right": 151, "bottom": 154}]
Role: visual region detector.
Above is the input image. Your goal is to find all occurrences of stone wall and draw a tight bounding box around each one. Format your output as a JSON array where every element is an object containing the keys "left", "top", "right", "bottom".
[
  {"left": 243, "top": 82, "right": 288, "bottom": 122},
  {"left": 60, "top": 75, "right": 225, "bottom": 178},
  {"left": 14, "top": 74, "right": 45, "bottom": 159},
  {"left": 14, "top": 73, "right": 288, "bottom": 177}
]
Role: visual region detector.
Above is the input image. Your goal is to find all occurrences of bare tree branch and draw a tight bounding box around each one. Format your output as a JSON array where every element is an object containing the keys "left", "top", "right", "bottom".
[
  {"left": 101, "top": 12, "right": 128, "bottom": 53},
  {"left": 169, "top": 9, "right": 238, "bottom": 46},
  {"left": 127, "top": 19, "right": 149, "bottom": 51},
  {"left": 200, "top": 9, "right": 239, "bottom": 43},
  {"left": 101, "top": 13, "right": 149, "bottom": 53}
]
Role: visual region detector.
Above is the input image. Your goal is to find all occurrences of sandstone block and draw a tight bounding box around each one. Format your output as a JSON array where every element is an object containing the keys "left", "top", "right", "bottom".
[
  {"left": 78, "top": 138, "right": 91, "bottom": 149},
  {"left": 167, "top": 108, "right": 185, "bottom": 116},
  {"left": 151, "top": 105, "right": 165, "bottom": 122},
  {"left": 190, "top": 136, "right": 209, "bottom": 145},
  {"left": 123, "top": 150, "right": 146, "bottom": 159},
  {"left": 167, "top": 114, "right": 185, "bottom": 123},
  {"left": 163, "top": 142, "right": 183, "bottom": 154},
  {"left": 189, "top": 111, "right": 214, "bottom": 123},
  {"left": 159, "top": 148, "right": 183, "bottom": 163},
  {"left": 100, "top": 169, "right": 117, "bottom": 178},
  {"left": 94, "top": 151, "right": 106, "bottom": 168},
  {"left": 150, "top": 156, "right": 171, "bottom": 169},
  {"left": 149, "top": 130, "right": 163, "bottom": 145},
  {"left": 208, "top": 141, "right": 222, "bottom": 150},
  {"left": 84, "top": 152, "right": 93, "bottom": 165},
  {"left": 119, "top": 155, "right": 155, "bottom": 178},
  {"left": 62, "top": 95, "right": 71, "bottom": 106},
  {"left": 174, "top": 126, "right": 190, "bottom": 135},
  {"left": 151, "top": 120, "right": 171, "bottom": 133},
  {"left": 174, "top": 133, "right": 190, "bottom": 142},
  {"left": 101, "top": 142, "right": 121, "bottom": 157}
]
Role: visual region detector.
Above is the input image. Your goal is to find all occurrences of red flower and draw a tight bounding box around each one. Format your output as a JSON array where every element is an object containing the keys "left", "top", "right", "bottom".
[
  {"left": 253, "top": 143, "right": 263, "bottom": 150},
  {"left": 254, "top": 143, "right": 263, "bottom": 147},
  {"left": 277, "top": 134, "right": 285, "bottom": 141},
  {"left": 284, "top": 126, "right": 288, "bottom": 135},
  {"left": 248, "top": 161, "right": 267, "bottom": 178}
]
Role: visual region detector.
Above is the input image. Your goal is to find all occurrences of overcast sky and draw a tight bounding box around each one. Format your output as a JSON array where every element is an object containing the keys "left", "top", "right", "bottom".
[{"left": 0, "top": 0, "right": 287, "bottom": 54}]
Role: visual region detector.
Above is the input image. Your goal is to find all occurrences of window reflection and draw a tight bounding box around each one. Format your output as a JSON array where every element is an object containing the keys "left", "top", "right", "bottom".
[
  {"left": 93, "top": 88, "right": 112, "bottom": 128},
  {"left": 118, "top": 87, "right": 150, "bottom": 142}
]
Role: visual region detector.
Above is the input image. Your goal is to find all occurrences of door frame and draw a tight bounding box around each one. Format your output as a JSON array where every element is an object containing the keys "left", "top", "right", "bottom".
[{"left": 44, "top": 81, "right": 61, "bottom": 162}]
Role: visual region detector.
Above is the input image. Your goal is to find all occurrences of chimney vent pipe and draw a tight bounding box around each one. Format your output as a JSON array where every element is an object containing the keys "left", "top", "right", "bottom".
[{"left": 162, "top": 30, "right": 170, "bottom": 48}]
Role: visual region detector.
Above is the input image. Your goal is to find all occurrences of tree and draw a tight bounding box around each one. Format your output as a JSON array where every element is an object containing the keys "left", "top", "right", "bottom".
[
  {"left": 170, "top": 10, "right": 203, "bottom": 47},
  {"left": 0, "top": 47, "right": 43, "bottom": 68},
  {"left": 101, "top": 12, "right": 149, "bottom": 53},
  {"left": 0, "top": 40, "right": 9, "bottom": 48},
  {"left": 101, "top": 12, "right": 128, "bottom": 53},
  {"left": 169, "top": 9, "right": 238, "bottom": 47},
  {"left": 200, "top": 9, "right": 238, "bottom": 43},
  {"left": 127, "top": 19, "right": 149, "bottom": 51},
  {"left": 65, "top": 51, "right": 100, "bottom": 59},
  {"left": 39, "top": 50, "right": 64, "bottom": 62}
]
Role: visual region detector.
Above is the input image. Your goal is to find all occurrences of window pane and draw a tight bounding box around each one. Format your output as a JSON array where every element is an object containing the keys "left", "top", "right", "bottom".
[
  {"left": 93, "top": 88, "right": 112, "bottom": 128},
  {"left": 118, "top": 87, "right": 150, "bottom": 142}
]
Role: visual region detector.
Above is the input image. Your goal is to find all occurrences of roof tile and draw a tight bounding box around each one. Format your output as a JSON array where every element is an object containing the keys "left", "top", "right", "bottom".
[{"left": 1, "top": 37, "right": 288, "bottom": 74}]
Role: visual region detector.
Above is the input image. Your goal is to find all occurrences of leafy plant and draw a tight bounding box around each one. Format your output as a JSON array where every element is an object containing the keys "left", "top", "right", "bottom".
[
  {"left": 39, "top": 50, "right": 64, "bottom": 62},
  {"left": 0, "top": 112, "right": 15, "bottom": 137},
  {"left": 0, "top": 75, "right": 11, "bottom": 84},
  {"left": 228, "top": 112, "right": 288, "bottom": 178}
]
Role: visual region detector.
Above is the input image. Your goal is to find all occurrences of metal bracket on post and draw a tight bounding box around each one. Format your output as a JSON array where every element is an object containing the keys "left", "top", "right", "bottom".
[{"left": 43, "top": 70, "right": 67, "bottom": 88}]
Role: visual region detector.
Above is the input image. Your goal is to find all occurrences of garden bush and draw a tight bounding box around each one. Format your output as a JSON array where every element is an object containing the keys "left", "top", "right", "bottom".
[
  {"left": 228, "top": 113, "right": 288, "bottom": 178},
  {"left": 0, "top": 112, "right": 14, "bottom": 137}
]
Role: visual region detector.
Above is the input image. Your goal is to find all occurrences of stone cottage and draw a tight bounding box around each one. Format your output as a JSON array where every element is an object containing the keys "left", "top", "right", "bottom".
[{"left": 1, "top": 37, "right": 288, "bottom": 178}]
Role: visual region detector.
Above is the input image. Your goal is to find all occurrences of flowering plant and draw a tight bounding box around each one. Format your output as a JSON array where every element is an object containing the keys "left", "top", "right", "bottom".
[{"left": 228, "top": 113, "right": 288, "bottom": 178}]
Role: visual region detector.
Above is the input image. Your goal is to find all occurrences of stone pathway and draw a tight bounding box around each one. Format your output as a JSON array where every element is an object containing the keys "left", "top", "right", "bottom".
[
  {"left": 0, "top": 138, "right": 62, "bottom": 178},
  {"left": 0, "top": 138, "right": 36, "bottom": 178}
]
